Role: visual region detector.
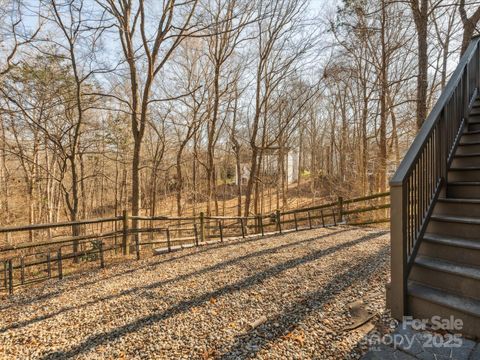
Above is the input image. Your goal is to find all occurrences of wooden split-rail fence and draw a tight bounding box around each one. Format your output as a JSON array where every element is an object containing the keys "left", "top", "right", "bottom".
[{"left": 0, "top": 192, "right": 390, "bottom": 295}]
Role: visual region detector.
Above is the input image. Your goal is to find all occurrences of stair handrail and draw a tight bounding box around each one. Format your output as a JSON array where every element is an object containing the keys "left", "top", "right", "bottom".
[{"left": 389, "top": 35, "right": 480, "bottom": 319}]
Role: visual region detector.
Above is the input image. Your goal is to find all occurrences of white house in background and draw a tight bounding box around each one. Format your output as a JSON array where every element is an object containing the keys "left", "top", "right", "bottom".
[
  {"left": 286, "top": 150, "right": 299, "bottom": 183},
  {"left": 236, "top": 148, "right": 300, "bottom": 186}
]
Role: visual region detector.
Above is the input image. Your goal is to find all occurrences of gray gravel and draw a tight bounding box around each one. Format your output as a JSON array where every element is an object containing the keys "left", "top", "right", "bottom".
[{"left": 0, "top": 226, "right": 391, "bottom": 359}]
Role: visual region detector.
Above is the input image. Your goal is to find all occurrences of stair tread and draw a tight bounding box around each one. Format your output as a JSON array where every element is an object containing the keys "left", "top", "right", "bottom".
[
  {"left": 437, "top": 197, "right": 480, "bottom": 204},
  {"left": 409, "top": 282, "right": 480, "bottom": 317},
  {"left": 450, "top": 166, "right": 480, "bottom": 170},
  {"left": 459, "top": 141, "right": 480, "bottom": 146},
  {"left": 454, "top": 152, "right": 480, "bottom": 157},
  {"left": 464, "top": 129, "right": 480, "bottom": 135},
  {"left": 430, "top": 214, "right": 480, "bottom": 224},
  {"left": 448, "top": 181, "right": 480, "bottom": 185},
  {"left": 415, "top": 255, "right": 480, "bottom": 280},
  {"left": 423, "top": 233, "right": 480, "bottom": 250}
]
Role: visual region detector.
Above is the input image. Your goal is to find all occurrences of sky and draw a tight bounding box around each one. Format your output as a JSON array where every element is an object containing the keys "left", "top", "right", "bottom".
[{"left": 308, "top": 0, "right": 340, "bottom": 16}]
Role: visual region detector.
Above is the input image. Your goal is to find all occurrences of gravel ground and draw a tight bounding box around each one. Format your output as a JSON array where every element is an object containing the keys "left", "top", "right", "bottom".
[{"left": 0, "top": 226, "right": 392, "bottom": 360}]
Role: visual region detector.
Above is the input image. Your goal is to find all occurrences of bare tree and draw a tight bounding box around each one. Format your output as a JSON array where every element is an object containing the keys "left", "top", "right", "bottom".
[
  {"left": 459, "top": 0, "right": 480, "bottom": 55},
  {"left": 98, "top": 0, "right": 200, "bottom": 236}
]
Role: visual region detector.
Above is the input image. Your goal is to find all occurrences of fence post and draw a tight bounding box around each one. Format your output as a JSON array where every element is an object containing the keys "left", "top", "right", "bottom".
[
  {"left": 72, "top": 221, "right": 81, "bottom": 264},
  {"left": 99, "top": 240, "right": 105, "bottom": 268},
  {"left": 122, "top": 210, "right": 129, "bottom": 255},
  {"left": 199, "top": 212, "right": 205, "bottom": 243},
  {"left": 149, "top": 218, "right": 154, "bottom": 243},
  {"left": 307, "top": 211, "right": 312, "bottom": 229},
  {"left": 57, "top": 248, "right": 63, "bottom": 280},
  {"left": 258, "top": 215, "right": 264, "bottom": 236},
  {"left": 166, "top": 228, "right": 171, "bottom": 252},
  {"left": 135, "top": 232, "right": 140, "bottom": 260},
  {"left": 8, "top": 259, "right": 13, "bottom": 295},
  {"left": 47, "top": 252, "right": 51, "bottom": 278},
  {"left": 219, "top": 221, "right": 224, "bottom": 242},
  {"left": 20, "top": 256, "right": 25, "bottom": 285},
  {"left": 3, "top": 261, "right": 7, "bottom": 289},
  {"left": 240, "top": 218, "right": 245, "bottom": 238},
  {"left": 194, "top": 224, "right": 199, "bottom": 246},
  {"left": 114, "top": 217, "right": 118, "bottom": 255},
  {"left": 294, "top": 212, "right": 298, "bottom": 231},
  {"left": 321, "top": 210, "right": 325, "bottom": 227},
  {"left": 338, "top": 196, "right": 344, "bottom": 223},
  {"left": 332, "top": 208, "right": 337, "bottom": 226},
  {"left": 276, "top": 209, "right": 282, "bottom": 234}
]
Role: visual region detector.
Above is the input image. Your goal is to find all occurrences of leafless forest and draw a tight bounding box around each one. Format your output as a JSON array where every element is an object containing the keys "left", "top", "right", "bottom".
[{"left": 0, "top": 0, "right": 479, "bottom": 228}]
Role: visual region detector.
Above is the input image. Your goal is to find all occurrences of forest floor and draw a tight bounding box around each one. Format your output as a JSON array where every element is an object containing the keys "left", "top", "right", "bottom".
[{"left": 0, "top": 226, "right": 392, "bottom": 360}]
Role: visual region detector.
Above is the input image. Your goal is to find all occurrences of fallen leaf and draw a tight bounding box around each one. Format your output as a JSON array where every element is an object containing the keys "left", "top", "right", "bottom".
[
  {"left": 283, "top": 330, "right": 305, "bottom": 346},
  {"left": 201, "top": 348, "right": 217, "bottom": 360}
]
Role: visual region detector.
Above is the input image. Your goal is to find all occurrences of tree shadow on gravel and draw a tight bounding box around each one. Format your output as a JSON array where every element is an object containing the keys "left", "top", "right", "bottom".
[
  {"left": 218, "top": 245, "right": 390, "bottom": 359},
  {"left": 0, "top": 227, "right": 342, "bottom": 310},
  {"left": 0, "top": 229, "right": 355, "bottom": 333},
  {"left": 38, "top": 230, "right": 387, "bottom": 360}
]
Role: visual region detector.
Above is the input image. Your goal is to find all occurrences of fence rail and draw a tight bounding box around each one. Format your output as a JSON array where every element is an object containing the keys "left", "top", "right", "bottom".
[{"left": 0, "top": 191, "right": 390, "bottom": 295}]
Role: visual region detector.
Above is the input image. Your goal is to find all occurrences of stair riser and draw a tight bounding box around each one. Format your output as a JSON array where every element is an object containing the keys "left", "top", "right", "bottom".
[
  {"left": 427, "top": 219, "right": 480, "bottom": 239},
  {"left": 451, "top": 156, "right": 480, "bottom": 167},
  {"left": 419, "top": 241, "right": 480, "bottom": 267},
  {"left": 456, "top": 144, "right": 480, "bottom": 155},
  {"left": 468, "top": 122, "right": 480, "bottom": 132},
  {"left": 448, "top": 170, "right": 480, "bottom": 181},
  {"left": 408, "top": 296, "right": 480, "bottom": 338},
  {"left": 433, "top": 201, "right": 480, "bottom": 217},
  {"left": 460, "top": 132, "right": 480, "bottom": 144},
  {"left": 447, "top": 184, "right": 480, "bottom": 198},
  {"left": 410, "top": 265, "right": 480, "bottom": 300}
]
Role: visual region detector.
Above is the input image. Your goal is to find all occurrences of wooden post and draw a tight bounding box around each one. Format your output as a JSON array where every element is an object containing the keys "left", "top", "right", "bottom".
[
  {"left": 47, "top": 252, "right": 51, "bottom": 278},
  {"left": 294, "top": 212, "right": 298, "bottom": 231},
  {"left": 199, "top": 212, "right": 205, "bottom": 243},
  {"left": 72, "top": 223, "right": 79, "bottom": 264},
  {"left": 166, "top": 228, "right": 171, "bottom": 252},
  {"left": 99, "top": 240, "right": 105, "bottom": 268},
  {"left": 57, "top": 248, "right": 63, "bottom": 280},
  {"left": 3, "top": 261, "right": 7, "bottom": 289},
  {"left": 114, "top": 217, "right": 118, "bottom": 254},
  {"left": 321, "top": 210, "right": 325, "bottom": 227},
  {"left": 194, "top": 224, "right": 199, "bottom": 246},
  {"left": 390, "top": 185, "right": 407, "bottom": 319},
  {"left": 20, "top": 257, "right": 25, "bottom": 285},
  {"left": 240, "top": 218, "right": 245, "bottom": 238},
  {"left": 259, "top": 215, "right": 264, "bottom": 236},
  {"left": 122, "top": 210, "right": 129, "bottom": 255},
  {"left": 332, "top": 208, "right": 337, "bottom": 226},
  {"left": 276, "top": 209, "right": 282, "bottom": 234},
  {"left": 8, "top": 259, "right": 13, "bottom": 295},
  {"left": 219, "top": 221, "right": 224, "bottom": 242},
  {"left": 135, "top": 232, "right": 140, "bottom": 260},
  {"left": 338, "top": 196, "right": 344, "bottom": 223},
  {"left": 149, "top": 219, "right": 154, "bottom": 243},
  {"left": 307, "top": 211, "right": 312, "bottom": 229}
]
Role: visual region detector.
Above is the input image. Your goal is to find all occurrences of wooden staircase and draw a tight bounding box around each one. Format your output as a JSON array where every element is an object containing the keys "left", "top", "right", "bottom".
[
  {"left": 389, "top": 36, "right": 480, "bottom": 339},
  {"left": 408, "top": 102, "right": 480, "bottom": 338}
]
